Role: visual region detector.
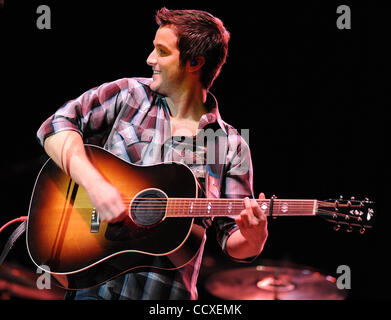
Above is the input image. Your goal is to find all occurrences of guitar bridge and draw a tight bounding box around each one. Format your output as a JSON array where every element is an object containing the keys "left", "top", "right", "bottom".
[{"left": 90, "top": 208, "right": 100, "bottom": 233}]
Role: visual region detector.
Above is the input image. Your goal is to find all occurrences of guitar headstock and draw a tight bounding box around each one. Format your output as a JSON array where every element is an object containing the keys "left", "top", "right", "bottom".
[{"left": 316, "top": 197, "right": 375, "bottom": 234}]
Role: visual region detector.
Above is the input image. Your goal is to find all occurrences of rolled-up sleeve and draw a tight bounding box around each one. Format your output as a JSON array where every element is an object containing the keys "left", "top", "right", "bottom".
[
  {"left": 214, "top": 129, "right": 258, "bottom": 263},
  {"left": 36, "top": 78, "right": 131, "bottom": 146}
]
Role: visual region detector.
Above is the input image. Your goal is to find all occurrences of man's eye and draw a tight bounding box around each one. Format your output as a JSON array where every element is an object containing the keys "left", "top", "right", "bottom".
[{"left": 157, "top": 48, "right": 167, "bottom": 55}]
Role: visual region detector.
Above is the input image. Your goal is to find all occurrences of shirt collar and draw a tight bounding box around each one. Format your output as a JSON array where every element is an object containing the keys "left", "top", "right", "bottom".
[
  {"left": 196, "top": 92, "right": 227, "bottom": 135},
  {"left": 155, "top": 90, "right": 227, "bottom": 135}
]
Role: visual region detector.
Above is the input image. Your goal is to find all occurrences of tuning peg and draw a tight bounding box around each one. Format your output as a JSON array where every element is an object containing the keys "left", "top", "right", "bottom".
[
  {"left": 366, "top": 209, "right": 374, "bottom": 221},
  {"left": 359, "top": 227, "right": 366, "bottom": 235},
  {"left": 333, "top": 223, "right": 341, "bottom": 232},
  {"left": 350, "top": 196, "right": 355, "bottom": 200}
]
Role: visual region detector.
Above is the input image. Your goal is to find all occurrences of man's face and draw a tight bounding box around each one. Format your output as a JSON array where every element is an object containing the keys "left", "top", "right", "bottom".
[{"left": 146, "top": 25, "right": 185, "bottom": 96}]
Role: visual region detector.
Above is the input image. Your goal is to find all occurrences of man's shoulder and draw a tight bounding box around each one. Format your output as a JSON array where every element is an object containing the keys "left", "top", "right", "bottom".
[
  {"left": 220, "top": 120, "right": 239, "bottom": 136},
  {"left": 110, "top": 77, "right": 153, "bottom": 90},
  {"left": 220, "top": 120, "right": 251, "bottom": 150},
  {"left": 132, "top": 77, "right": 153, "bottom": 86}
]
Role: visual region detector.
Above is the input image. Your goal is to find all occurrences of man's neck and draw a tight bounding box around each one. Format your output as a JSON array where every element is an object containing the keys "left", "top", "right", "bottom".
[{"left": 165, "top": 84, "right": 208, "bottom": 122}]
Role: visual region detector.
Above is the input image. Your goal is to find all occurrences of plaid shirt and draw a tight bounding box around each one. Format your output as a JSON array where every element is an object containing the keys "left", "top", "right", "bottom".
[{"left": 37, "top": 77, "right": 255, "bottom": 300}]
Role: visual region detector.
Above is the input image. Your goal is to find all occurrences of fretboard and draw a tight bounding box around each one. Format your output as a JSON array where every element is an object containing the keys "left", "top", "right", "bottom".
[{"left": 165, "top": 198, "right": 318, "bottom": 218}]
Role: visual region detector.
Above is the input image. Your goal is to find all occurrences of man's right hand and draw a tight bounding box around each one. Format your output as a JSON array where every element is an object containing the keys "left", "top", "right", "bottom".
[
  {"left": 85, "top": 177, "right": 127, "bottom": 223},
  {"left": 44, "top": 130, "right": 127, "bottom": 223}
]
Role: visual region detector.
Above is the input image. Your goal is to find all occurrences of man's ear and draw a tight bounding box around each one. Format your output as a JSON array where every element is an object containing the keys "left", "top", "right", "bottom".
[{"left": 187, "top": 56, "right": 205, "bottom": 72}]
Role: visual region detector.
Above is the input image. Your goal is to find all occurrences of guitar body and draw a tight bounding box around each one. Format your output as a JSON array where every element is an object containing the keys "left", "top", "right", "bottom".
[{"left": 27, "top": 145, "right": 204, "bottom": 290}]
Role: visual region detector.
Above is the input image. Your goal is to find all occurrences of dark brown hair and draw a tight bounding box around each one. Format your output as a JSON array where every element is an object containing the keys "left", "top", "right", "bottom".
[{"left": 155, "top": 7, "right": 230, "bottom": 90}]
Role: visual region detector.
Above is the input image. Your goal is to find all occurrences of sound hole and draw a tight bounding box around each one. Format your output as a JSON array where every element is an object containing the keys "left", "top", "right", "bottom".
[{"left": 130, "top": 188, "right": 167, "bottom": 227}]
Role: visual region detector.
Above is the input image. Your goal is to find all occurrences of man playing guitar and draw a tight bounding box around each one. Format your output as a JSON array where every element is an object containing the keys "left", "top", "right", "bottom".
[{"left": 37, "top": 8, "right": 268, "bottom": 300}]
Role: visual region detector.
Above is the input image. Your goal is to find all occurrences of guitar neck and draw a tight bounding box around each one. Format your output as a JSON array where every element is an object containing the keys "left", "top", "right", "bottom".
[{"left": 165, "top": 198, "right": 318, "bottom": 218}]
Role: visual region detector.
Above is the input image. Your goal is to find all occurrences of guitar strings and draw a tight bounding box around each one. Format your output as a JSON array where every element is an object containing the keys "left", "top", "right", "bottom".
[
  {"left": 92, "top": 198, "right": 351, "bottom": 216},
  {"left": 114, "top": 198, "right": 319, "bottom": 215},
  {"left": 117, "top": 198, "right": 353, "bottom": 209},
  {"left": 119, "top": 199, "right": 321, "bottom": 208},
  {"left": 80, "top": 195, "right": 343, "bottom": 214}
]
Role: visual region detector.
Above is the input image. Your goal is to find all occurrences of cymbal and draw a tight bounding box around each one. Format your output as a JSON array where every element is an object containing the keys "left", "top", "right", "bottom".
[
  {"left": 0, "top": 263, "right": 65, "bottom": 300},
  {"left": 205, "top": 265, "right": 347, "bottom": 300}
]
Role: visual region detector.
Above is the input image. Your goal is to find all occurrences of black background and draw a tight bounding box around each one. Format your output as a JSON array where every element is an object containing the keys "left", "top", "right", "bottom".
[{"left": 0, "top": 0, "right": 388, "bottom": 302}]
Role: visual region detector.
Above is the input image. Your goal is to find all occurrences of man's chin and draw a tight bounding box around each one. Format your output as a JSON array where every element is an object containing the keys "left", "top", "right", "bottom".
[
  {"left": 150, "top": 80, "right": 159, "bottom": 92},
  {"left": 150, "top": 82, "right": 167, "bottom": 96}
]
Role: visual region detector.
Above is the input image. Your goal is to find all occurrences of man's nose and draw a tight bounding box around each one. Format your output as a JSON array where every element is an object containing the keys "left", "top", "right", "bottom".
[{"left": 146, "top": 50, "right": 157, "bottom": 66}]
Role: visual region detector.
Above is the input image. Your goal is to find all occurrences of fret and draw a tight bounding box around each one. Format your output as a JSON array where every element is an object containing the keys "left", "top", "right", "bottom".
[
  {"left": 227, "top": 202, "right": 232, "bottom": 214},
  {"left": 270, "top": 199, "right": 317, "bottom": 216},
  {"left": 259, "top": 201, "right": 269, "bottom": 212},
  {"left": 313, "top": 200, "right": 318, "bottom": 215}
]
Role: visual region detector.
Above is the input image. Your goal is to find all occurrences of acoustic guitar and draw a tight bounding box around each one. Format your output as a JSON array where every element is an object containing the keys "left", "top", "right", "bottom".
[{"left": 26, "top": 145, "right": 375, "bottom": 289}]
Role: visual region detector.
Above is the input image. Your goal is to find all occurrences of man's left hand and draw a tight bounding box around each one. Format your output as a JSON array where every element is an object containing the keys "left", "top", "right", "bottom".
[{"left": 235, "top": 193, "right": 268, "bottom": 255}]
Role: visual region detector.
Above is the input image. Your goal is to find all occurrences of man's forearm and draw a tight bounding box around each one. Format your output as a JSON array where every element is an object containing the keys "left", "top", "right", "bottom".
[
  {"left": 225, "top": 229, "right": 265, "bottom": 260},
  {"left": 43, "top": 130, "right": 105, "bottom": 190},
  {"left": 43, "top": 130, "right": 127, "bottom": 222}
]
